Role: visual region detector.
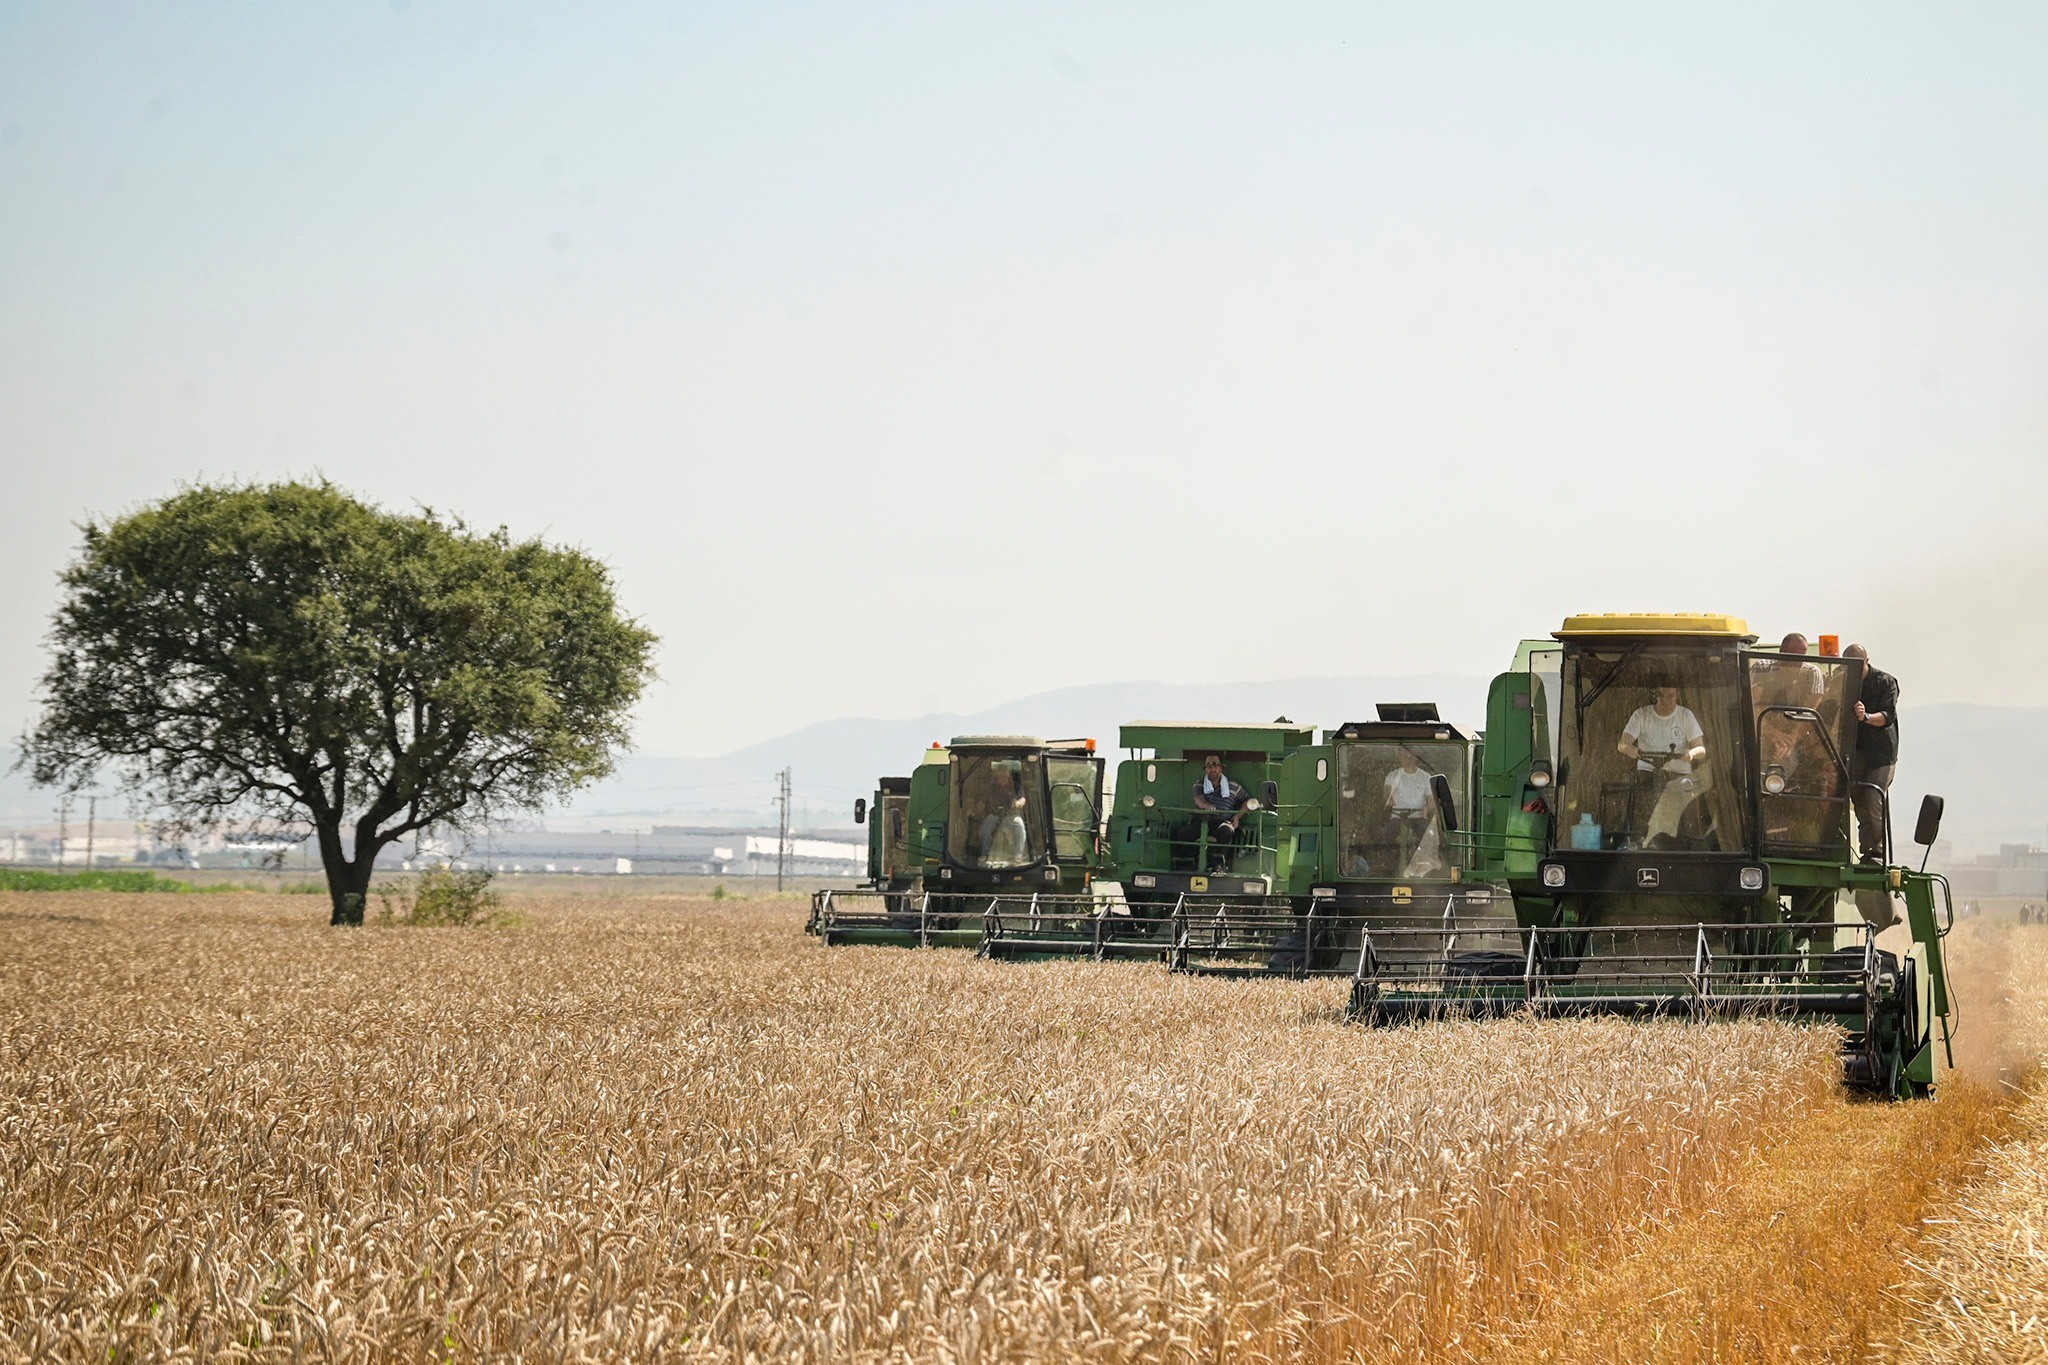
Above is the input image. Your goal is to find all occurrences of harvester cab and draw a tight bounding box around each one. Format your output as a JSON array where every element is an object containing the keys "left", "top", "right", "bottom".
[
  {"left": 1164, "top": 708, "right": 1514, "bottom": 977},
  {"left": 1317, "top": 708, "right": 1487, "bottom": 899},
  {"left": 935, "top": 736, "right": 1105, "bottom": 890},
  {"left": 1110, "top": 721, "right": 1315, "bottom": 904},
  {"left": 819, "top": 736, "right": 1109, "bottom": 950},
  {"left": 1286, "top": 707, "right": 1517, "bottom": 969},
  {"left": 1355, "top": 613, "right": 1955, "bottom": 1099},
  {"left": 867, "top": 775, "right": 917, "bottom": 898},
  {"left": 983, "top": 722, "right": 1309, "bottom": 962}
]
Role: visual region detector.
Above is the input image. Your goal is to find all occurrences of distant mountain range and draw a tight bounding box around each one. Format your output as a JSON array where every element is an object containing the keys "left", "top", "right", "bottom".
[{"left": 6, "top": 678, "right": 2044, "bottom": 855}]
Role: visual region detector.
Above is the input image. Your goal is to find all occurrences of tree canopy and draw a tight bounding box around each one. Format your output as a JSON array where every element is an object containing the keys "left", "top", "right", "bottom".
[{"left": 20, "top": 481, "right": 658, "bottom": 923}]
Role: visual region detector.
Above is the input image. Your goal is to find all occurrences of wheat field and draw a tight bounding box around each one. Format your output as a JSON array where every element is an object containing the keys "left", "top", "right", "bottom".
[{"left": 0, "top": 891, "right": 2023, "bottom": 1362}]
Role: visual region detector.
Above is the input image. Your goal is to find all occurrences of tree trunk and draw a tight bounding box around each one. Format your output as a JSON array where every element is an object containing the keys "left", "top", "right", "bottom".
[{"left": 316, "top": 821, "right": 373, "bottom": 926}]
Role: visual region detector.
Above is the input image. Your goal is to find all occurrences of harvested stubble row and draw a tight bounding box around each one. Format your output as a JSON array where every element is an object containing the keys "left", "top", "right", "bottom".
[
  {"left": 0, "top": 894, "right": 1838, "bottom": 1361},
  {"left": 1884, "top": 921, "right": 2048, "bottom": 1361}
]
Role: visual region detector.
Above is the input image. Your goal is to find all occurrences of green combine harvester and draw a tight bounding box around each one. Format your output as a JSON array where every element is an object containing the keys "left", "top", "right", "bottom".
[
  {"left": 980, "top": 720, "right": 1311, "bottom": 961},
  {"left": 1165, "top": 706, "right": 1521, "bottom": 976},
  {"left": 810, "top": 735, "right": 1107, "bottom": 948},
  {"left": 1348, "top": 614, "right": 1955, "bottom": 1099}
]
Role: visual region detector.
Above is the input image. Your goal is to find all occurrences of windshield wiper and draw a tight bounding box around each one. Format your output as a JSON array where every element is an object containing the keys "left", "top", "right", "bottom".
[{"left": 1573, "top": 642, "right": 1648, "bottom": 740}]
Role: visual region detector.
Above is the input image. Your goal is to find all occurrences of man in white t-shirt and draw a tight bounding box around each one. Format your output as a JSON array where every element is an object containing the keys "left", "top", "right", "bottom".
[
  {"left": 1618, "top": 687, "right": 1709, "bottom": 846},
  {"left": 1379, "top": 748, "right": 1439, "bottom": 869},
  {"left": 1383, "top": 748, "right": 1435, "bottom": 813},
  {"left": 1619, "top": 687, "right": 1706, "bottom": 774}
]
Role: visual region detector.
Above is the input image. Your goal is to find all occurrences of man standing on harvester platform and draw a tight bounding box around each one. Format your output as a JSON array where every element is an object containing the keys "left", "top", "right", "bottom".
[{"left": 1844, "top": 643, "right": 1899, "bottom": 863}]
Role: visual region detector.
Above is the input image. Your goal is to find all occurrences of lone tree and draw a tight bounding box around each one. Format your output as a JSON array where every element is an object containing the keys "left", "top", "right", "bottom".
[{"left": 19, "top": 481, "right": 658, "bottom": 924}]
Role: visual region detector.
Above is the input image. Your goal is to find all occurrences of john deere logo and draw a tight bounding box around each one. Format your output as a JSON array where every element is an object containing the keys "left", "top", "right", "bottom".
[
  {"left": 1636, "top": 867, "right": 1661, "bottom": 888},
  {"left": 1189, "top": 876, "right": 1208, "bottom": 892}
]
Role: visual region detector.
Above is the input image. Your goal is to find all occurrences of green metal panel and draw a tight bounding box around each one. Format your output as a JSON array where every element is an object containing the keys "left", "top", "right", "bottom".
[
  {"left": 1105, "top": 723, "right": 1305, "bottom": 897},
  {"left": 1476, "top": 671, "right": 1536, "bottom": 879},
  {"left": 908, "top": 761, "right": 948, "bottom": 872},
  {"left": 1118, "top": 721, "right": 1315, "bottom": 759},
  {"left": 1274, "top": 743, "right": 1333, "bottom": 895}
]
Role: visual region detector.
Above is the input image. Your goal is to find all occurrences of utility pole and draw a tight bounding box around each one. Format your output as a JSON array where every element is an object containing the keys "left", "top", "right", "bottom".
[
  {"left": 57, "top": 796, "right": 70, "bottom": 867},
  {"left": 85, "top": 796, "right": 97, "bottom": 869},
  {"left": 773, "top": 767, "right": 792, "bottom": 892}
]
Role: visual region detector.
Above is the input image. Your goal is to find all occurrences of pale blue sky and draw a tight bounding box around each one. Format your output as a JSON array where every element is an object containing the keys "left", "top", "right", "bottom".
[{"left": 4, "top": 1, "right": 2045, "bottom": 756}]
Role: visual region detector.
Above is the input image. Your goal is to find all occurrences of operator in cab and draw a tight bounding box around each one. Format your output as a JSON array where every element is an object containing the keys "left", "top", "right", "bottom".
[
  {"left": 1619, "top": 686, "right": 1708, "bottom": 848},
  {"left": 974, "top": 766, "right": 1030, "bottom": 868},
  {"left": 1381, "top": 747, "right": 1436, "bottom": 856}
]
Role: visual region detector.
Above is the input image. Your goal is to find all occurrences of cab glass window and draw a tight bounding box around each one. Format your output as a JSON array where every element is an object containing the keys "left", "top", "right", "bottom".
[
  {"left": 946, "top": 754, "right": 1049, "bottom": 869},
  {"left": 1528, "top": 648, "right": 1563, "bottom": 771},
  {"left": 1749, "top": 654, "right": 1860, "bottom": 859},
  {"left": 1556, "top": 646, "right": 1752, "bottom": 853},
  {"left": 1046, "top": 756, "right": 1100, "bottom": 862},
  {"left": 1333, "top": 740, "right": 1468, "bottom": 879},
  {"left": 879, "top": 795, "right": 911, "bottom": 877}
]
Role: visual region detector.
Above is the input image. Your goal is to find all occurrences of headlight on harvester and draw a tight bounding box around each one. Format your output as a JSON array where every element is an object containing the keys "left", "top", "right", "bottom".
[
  {"left": 1762, "top": 765, "right": 1787, "bottom": 796},
  {"left": 1541, "top": 863, "right": 1566, "bottom": 889},
  {"left": 1740, "top": 866, "right": 1766, "bottom": 891},
  {"left": 1042, "top": 867, "right": 1059, "bottom": 883},
  {"left": 1132, "top": 874, "right": 1157, "bottom": 889},
  {"left": 1141, "top": 795, "right": 1156, "bottom": 808},
  {"left": 1529, "top": 760, "right": 1553, "bottom": 790},
  {"left": 939, "top": 867, "right": 953, "bottom": 880}
]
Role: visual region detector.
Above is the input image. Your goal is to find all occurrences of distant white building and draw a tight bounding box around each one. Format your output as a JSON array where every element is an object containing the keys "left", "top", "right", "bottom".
[
  {"left": 472, "top": 826, "right": 863, "bottom": 878},
  {"left": 1946, "top": 844, "right": 2048, "bottom": 898}
]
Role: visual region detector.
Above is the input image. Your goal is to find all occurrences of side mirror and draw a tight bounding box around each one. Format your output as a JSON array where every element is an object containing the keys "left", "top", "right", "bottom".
[
  {"left": 1261, "top": 780, "right": 1279, "bottom": 807},
  {"left": 853, "top": 797, "right": 867, "bottom": 825},
  {"left": 1431, "top": 774, "right": 1460, "bottom": 832},
  {"left": 1913, "top": 794, "right": 1944, "bottom": 847}
]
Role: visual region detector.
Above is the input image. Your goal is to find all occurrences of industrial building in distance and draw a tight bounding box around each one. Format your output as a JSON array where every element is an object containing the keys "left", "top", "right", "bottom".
[
  {"left": 0, "top": 822, "right": 865, "bottom": 880},
  {"left": 466, "top": 827, "right": 864, "bottom": 879}
]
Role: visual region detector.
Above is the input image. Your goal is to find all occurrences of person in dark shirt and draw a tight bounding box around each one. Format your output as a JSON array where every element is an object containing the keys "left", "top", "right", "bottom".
[
  {"left": 1843, "top": 644, "right": 1899, "bottom": 862},
  {"left": 1187, "top": 755, "right": 1251, "bottom": 872}
]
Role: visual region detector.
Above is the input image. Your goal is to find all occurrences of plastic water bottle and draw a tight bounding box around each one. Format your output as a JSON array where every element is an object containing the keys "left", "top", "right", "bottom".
[{"left": 1570, "top": 813, "right": 1602, "bottom": 850}]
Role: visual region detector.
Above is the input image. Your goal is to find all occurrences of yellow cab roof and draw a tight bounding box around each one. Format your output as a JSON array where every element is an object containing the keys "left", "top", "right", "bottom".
[{"left": 1554, "top": 612, "right": 1755, "bottom": 641}]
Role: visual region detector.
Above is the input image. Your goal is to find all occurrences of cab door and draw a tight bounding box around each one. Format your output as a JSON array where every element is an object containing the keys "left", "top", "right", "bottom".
[
  {"left": 1047, "top": 755, "right": 1105, "bottom": 863},
  {"left": 879, "top": 795, "right": 912, "bottom": 879}
]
